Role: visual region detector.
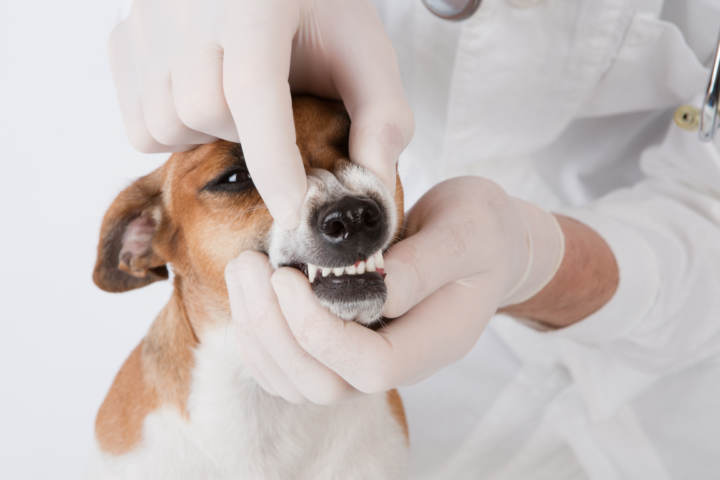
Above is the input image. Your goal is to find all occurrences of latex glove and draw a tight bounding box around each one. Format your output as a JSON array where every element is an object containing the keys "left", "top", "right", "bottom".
[
  {"left": 225, "top": 177, "right": 564, "bottom": 402},
  {"left": 109, "top": 0, "right": 412, "bottom": 227}
]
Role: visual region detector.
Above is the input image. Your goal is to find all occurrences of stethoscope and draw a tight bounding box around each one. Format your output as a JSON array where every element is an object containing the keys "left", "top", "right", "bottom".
[
  {"left": 423, "top": 0, "right": 720, "bottom": 142},
  {"left": 700, "top": 30, "right": 720, "bottom": 142}
]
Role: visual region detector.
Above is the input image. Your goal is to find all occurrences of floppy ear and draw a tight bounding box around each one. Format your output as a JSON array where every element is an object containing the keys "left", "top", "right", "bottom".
[{"left": 93, "top": 167, "right": 169, "bottom": 293}]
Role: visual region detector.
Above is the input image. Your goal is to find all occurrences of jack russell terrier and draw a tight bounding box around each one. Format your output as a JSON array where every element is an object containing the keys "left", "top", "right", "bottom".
[{"left": 89, "top": 96, "right": 409, "bottom": 479}]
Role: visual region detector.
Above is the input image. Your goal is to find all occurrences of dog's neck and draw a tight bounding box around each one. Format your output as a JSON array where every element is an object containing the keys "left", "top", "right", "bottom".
[
  {"left": 142, "top": 275, "right": 234, "bottom": 409},
  {"left": 169, "top": 274, "right": 233, "bottom": 337}
]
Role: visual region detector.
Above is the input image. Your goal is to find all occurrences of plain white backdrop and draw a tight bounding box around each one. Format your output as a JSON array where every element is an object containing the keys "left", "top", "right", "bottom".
[
  {"left": 1, "top": 1, "right": 177, "bottom": 477},
  {"left": 8, "top": 2, "right": 720, "bottom": 479}
]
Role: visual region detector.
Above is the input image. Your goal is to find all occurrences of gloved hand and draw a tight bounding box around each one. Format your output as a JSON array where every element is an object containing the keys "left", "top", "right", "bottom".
[
  {"left": 225, "top": 177, "right": 565, "bottom": 403},
  {"left": 109, "top": 0, "right": 412, "bottom": 227}
]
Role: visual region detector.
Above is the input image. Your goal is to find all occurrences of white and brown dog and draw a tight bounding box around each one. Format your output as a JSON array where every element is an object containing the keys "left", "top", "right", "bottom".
[{"left": 89, "top": 97, "right": 408, "bottom": 479}]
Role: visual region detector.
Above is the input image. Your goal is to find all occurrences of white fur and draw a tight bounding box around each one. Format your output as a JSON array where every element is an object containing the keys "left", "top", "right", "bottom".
[
  {"left": 267, "top": 161, "right": 398, "bottom": 325},
  {"left": 88, "top": 322, "right": 408, "bottom": 479}
]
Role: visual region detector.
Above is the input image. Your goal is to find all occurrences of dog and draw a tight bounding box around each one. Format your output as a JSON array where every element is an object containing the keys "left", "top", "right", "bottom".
[{"left": 89, "top": 96, "right": 409, "bottom": 479}]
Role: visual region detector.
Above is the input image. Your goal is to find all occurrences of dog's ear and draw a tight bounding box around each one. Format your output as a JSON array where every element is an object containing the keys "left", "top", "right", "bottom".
[{"left": 93, "top": 167, "right": 169, "bottom": 293}]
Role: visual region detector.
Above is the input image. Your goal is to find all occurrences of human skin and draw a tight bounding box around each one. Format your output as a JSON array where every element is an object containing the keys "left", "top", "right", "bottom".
[{"left": 501, "top": 215, "right": 619, "bottom": 328}]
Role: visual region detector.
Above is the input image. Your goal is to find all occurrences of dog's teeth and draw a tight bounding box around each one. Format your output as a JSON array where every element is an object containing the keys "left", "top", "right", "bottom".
[
  {"left": 345, "top": 265, "right": 357, "bottom": 275},
  {"left": 307, "top": 264, "right": 318, "bottom": 283},
  {"left": 333, "top": 267, "right": 344, "bottom": 276},
  {"left": 374, "top": 250, "right": 384, "bottom": 269},
  {"left": 356, "top": 261, "right": 366, "bottom": 274},
  {"left": 322, "top": 267, "right": 332, "bottom": 277},
  {"left": 366, "top": 256, "right": 376, "bottom": 272}
]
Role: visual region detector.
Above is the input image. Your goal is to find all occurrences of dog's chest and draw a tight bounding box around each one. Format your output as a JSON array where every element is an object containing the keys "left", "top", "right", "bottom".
[{"left": 90, "top": 325, "right": 407, "bottom": 479}]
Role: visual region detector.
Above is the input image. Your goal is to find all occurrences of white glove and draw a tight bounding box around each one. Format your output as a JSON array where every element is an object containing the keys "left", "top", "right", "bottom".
[
  {"left": 109, "top": 0, "right": 412, "bottom": 227},
  {"left": 225, "top": 177, "right": 565, "bottom": 402}
]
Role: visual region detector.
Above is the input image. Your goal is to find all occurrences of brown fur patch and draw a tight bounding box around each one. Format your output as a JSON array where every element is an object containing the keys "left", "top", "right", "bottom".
[
  {"left": 95, "top": 342, "right": 159, "bottom": 454},
  {"left": 387, "top": 389, "right": 409, "bottom": 443},
  {"left": 95, "top": 291, "right": 198, "bottom": 454}
]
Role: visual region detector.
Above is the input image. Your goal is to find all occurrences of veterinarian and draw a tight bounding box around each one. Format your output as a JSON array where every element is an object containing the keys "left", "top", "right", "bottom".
[{"left": 110, "top": 0, "right": 720, "bottom": 477}]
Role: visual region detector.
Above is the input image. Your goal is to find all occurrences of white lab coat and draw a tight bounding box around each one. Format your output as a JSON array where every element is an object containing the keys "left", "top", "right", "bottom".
[{"left": 370, "top": 0, "right": 720, "bottom": 478}]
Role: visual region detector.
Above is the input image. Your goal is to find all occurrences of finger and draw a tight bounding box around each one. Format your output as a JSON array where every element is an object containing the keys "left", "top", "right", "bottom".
[
  {"left": 322, "top": 2, "right": 414, "bottom": 193},
  {"left": 223, "top": 271, "right": 279, "bottom": 397},
  {"left": 222, "top": 10, "right": 306, "bottom": 229},
  {"left": 236, "top": 253, "right": 356, "bottom": 405},
  {"left": 274, "top": 267, "right": 497, "bottom": 393},
  {"left": 238, "top": 348, "right": 278, "bottom": 397},
  {"left": 225, "top": 256, "right": 304, "bottom": 403},
  {"left": 141, "top": 71, "right": 216, "bottom": 147},
  {"left": 108, "top": 20, "right": 184, "bottom": 153},
  {"left": 172, "top": 44, "right": 239, "bottom": 141}
]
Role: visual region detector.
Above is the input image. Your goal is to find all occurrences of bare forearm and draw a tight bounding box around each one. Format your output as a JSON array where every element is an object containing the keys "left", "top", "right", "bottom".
[{"left": 501, "top": 215, "right": 619, "bottom": 328}]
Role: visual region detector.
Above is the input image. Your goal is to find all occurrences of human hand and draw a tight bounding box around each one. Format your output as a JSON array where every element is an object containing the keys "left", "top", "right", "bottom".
[
  {"left": 225, "top": 177, "right": 564, "bottom": 403},
  {"left": 109, "top": 0, "right": 413, "bottom": 227}
]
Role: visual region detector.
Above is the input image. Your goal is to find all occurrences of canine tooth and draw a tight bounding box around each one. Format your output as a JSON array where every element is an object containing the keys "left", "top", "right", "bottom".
[
  {"left": 374, "top": 251, "right": 384, "bottom": 269},
  {"left": 333, "top": 267, "right": 344, "bottom": 276},
  {"left": 366, "top": 256, "right": 376, "bottom": 272},
  {"left": 307, "top": 264, "right": 318, "bottom": 283},
  {"left": 356, "top": 261, "right": 366, "bottom": 274},
  {"left": 345, "top": 265, "right": 357, "bottom": 275},
  {"left": 322, "top": 267, "right": 332, "bottom": 277}
]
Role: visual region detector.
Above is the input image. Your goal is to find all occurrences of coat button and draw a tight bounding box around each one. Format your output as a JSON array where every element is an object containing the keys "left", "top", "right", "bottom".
[
  {"left": 673, "top": 105, "right": 700, "bottom": 132},
  {"left": 507, "top": 0, "right": 544, "bottom": 8}
]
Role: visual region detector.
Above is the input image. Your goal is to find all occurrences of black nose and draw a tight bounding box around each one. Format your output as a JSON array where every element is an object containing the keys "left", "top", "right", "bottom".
[{"left": 315, "top": 196, "right": 386, "bottom": 260}]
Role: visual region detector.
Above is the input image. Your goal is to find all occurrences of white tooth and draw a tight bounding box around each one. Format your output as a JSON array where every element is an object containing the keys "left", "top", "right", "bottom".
[
  {"left": 322, "top": 267, "right": 332, "bottom": 277},
  {"left": 366, "top": 256, "right": 376, "bottom": 272},
  {"left": 374, "top": 251, "right": 384, "bottom": 269},
  {"left": 307, "top": 264, "right": 318, "bottom": 283},
  {"left": 333, "top": 267, "right": 344, "bottom": 276},
  {"left": 357, "top": 261, "right": 366, "bottom": 274},
  {"left": 345, "top": 265, "right": 357, "bottom": 275}
]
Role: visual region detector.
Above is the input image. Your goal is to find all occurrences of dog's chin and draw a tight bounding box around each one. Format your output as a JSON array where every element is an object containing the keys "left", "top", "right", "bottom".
[
  {"left": 284, "top": 265, "right": 387, "bottom": 328},
  {"left": 312, "top": 271, "right": 387, "bottom": 328}
]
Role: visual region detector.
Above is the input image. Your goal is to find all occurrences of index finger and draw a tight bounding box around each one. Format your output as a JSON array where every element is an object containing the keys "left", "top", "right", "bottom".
[
  {"left": 321, "top": 1, "right": 414, "bottom": 193},
  {"left": 222, "top": 8, "right": 306, "bottom": 229}
]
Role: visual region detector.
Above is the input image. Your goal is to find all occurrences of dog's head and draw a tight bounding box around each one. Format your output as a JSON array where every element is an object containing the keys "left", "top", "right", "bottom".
[{"left": 93, "top": 96, "right": 403, "bottom": 327}]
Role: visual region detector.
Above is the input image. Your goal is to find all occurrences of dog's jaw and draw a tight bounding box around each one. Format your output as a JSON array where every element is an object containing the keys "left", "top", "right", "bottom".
[{"left": 267, "top": 161, "right": 398, "bottom": 326}]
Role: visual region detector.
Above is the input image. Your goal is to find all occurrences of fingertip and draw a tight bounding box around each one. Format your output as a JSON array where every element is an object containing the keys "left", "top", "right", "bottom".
[
  {"left": 380, "top": 256, "right": 416, "bottom": 319},
  {"left": 269, "top": 200, "right": 303, "bottom": 231},
  {"left": 270, "top": 266, "right": 308, "bottom": 296},
  {"left": 224, "top": 250, "right": 270, "bottom": 283}
]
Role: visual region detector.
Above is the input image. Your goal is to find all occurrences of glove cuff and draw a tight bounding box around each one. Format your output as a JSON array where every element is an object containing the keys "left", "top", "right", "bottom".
[{"left": 500, "top": 200, "right": 565, "bottom": 307}]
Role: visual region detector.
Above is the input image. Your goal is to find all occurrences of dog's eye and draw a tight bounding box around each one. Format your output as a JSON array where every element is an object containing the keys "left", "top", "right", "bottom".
[{"left": 203, "top": 167, "right": 253, "bottom": 193}]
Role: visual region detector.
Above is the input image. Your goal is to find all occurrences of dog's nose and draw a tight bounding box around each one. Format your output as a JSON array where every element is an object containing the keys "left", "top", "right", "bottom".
[{"left": 315, "top": 196, "right": 385, "bottom": 257}]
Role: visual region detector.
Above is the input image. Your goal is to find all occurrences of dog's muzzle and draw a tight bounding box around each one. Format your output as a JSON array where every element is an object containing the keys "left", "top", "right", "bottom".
[{"left": 268, "top": 162, "right": 397, "bottom": 326}]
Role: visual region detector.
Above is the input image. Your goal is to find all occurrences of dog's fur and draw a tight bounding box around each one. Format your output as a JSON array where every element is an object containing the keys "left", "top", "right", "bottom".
[{"left": 88, "top": 97, "right": 408, "bottom": 479}]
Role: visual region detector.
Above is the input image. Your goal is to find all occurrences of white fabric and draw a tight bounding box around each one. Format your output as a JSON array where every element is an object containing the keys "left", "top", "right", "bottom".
[{"left": 371, "top": 0, "right": 720, "bottom": 478}]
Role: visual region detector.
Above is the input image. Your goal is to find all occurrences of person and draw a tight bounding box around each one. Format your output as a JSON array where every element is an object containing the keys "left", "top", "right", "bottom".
[{"left": 109, "top": 0, "right": 720, "bottom": 477}]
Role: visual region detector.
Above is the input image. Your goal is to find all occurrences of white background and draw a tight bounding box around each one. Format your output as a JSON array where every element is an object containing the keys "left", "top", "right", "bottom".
[{"left": 1, "top": 1, "right": 175, "bottom": 477}]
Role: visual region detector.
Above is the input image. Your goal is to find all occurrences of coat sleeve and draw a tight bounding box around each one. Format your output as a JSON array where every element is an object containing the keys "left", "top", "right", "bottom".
[{"left": 550, "top": 115, "right": 720, "bottom": 375}]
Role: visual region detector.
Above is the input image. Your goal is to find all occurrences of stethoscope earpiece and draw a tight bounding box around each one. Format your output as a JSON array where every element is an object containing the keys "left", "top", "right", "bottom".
[{"left": 422, "top": 0, "right": 482, "bottom": 21}]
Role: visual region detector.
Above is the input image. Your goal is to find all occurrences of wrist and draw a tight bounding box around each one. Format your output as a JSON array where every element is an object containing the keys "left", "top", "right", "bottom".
[
  {"left": 500, "top": 200, "right": 565, "bottom": 307},
  {"left": 501, "top": 215, "right": 619, "bottom": 328}
]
